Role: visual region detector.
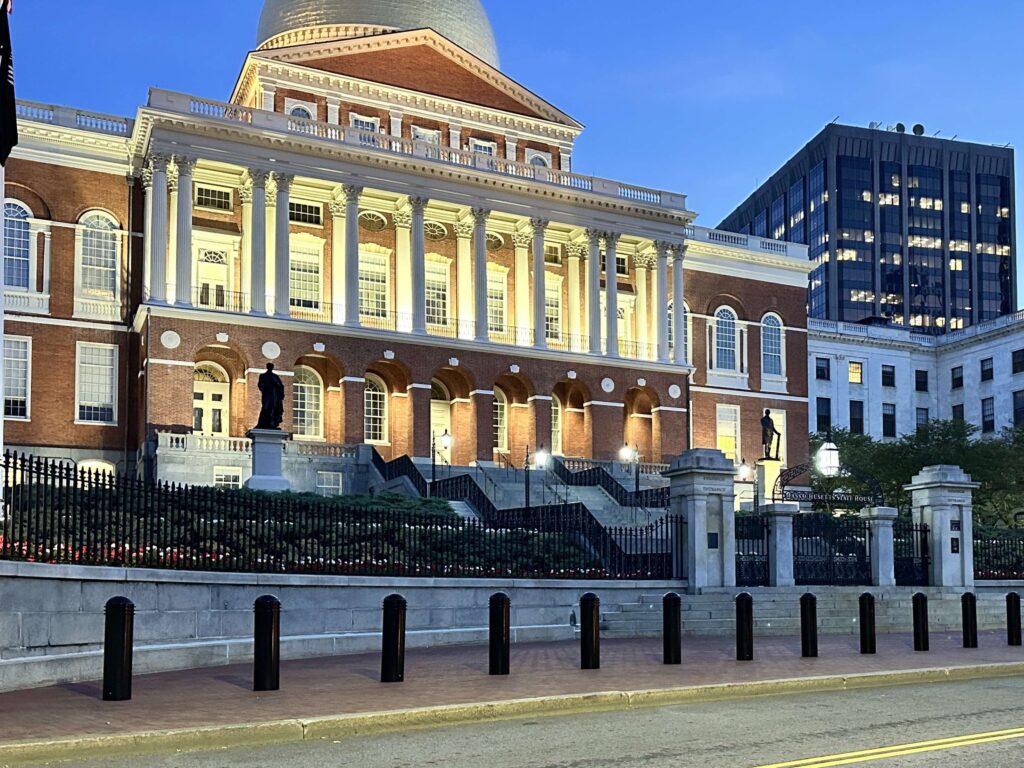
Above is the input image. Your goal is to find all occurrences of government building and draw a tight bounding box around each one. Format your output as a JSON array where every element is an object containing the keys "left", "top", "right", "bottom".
[{"left": 4, "top": 0, "right": 809, "bottom": 493}]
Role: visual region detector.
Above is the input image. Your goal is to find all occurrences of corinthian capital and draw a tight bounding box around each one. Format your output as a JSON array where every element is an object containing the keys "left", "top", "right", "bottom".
[
  {"left": 341, "top": 184, "right": 363, "bottom": 203},
  {"left": 529, "top": 217, "right": 549, "bottom": 237},
  {"left": 174, "top": 155, "right": 197, "bottom": 175},
  {"left": 393, "top": 208, "right": 413, "bottom": 229},
  {"left": 407, "top": 196, "right": 429, "bottom": 216},
  {"left": 512, "top": 230, "right": 532, "bottom": 249},
  {"left": 454, "top": 220, "right": 474, "bottom": 239}
]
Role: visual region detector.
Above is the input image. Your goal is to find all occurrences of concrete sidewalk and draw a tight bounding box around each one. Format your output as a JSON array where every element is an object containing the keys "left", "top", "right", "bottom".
[{"left": 2, "top": 631, "right": 1023, "bottom": 764}]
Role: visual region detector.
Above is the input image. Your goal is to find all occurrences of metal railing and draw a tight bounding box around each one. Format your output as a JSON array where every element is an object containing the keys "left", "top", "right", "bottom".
[
  {"left": 974, "top": 526, "right": 1024, "bottom": 580},
  {"left": 552, "top": 456, "right": 670, "bottom": 509}
]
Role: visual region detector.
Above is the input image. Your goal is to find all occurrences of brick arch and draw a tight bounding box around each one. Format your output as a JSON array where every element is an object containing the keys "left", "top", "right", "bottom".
[
  {"left": 295, "top": 353, "right": 345, "bottom": 443},
  {"left": 365, "top": 359, "right": 413, "bottom": 458},
  {"left": 494, "top": 372, "right": 536, "bottom": 463},
  {"left": 702, "top": 293, "right": 748, "bottom": 320},
  {"left": 623, "top": 386, "right": 660, "bottom": 463},
  {"left": 75, "top": 206, "right": 123, "bottom": 229},
  {"left": 552, "top": 379, "right": 592, "bottom": 458},
  {"left": 3, "top": 183, "right": 52, "bottom": 219},
  {"left": 194, "top": 344, "right": 250, "bottom": 437},
  {"left": 431, "top": 365, "right": 475, "bottom": 401}
]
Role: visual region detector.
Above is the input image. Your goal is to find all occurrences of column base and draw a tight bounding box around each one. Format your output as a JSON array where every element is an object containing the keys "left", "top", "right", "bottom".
[{"left": 246, "top": 429, "right": 291, "bottom": 493}]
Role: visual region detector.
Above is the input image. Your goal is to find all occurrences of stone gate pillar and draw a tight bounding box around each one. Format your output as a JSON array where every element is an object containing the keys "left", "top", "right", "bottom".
[
  {"left": 905, "top": 465, "right": 978, "bottom": 588},
  {"left": 859, "top": 506, "right": 898, "bottom": 586},
  {"left": 664, "top": 449, "right": 736, "bottom": 594},
  {"left": 763, "top": 502, "right": 799, "bottom": 587}
]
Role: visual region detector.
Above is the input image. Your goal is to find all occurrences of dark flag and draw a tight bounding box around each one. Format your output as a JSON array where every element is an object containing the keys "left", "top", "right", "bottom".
[{"left": 0, "top": 0, "right": 16, "bottom": 166}]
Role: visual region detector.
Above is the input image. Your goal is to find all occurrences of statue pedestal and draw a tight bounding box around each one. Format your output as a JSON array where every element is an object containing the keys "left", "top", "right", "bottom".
[
  {"left": 246, "top": 429, "right": 291, "bottom": 492},
  {"left": 756, "top": 459, "right": 783, "bottom": 508}
]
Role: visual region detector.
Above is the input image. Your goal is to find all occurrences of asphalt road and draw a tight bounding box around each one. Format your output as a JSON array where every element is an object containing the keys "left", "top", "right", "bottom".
[{"left": 42, "top": 677, "right": 1024, "bottom": 767}]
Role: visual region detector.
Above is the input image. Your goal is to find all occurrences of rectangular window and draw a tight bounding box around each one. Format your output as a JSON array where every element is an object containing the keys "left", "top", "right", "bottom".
[
  {"left": 544, "top": 244, "right": 561, "bottom": 265},
  {"left": 76, "top": 343, "right": 117, "bottom": 424},
  {"left": 848, "top": 361, "right": 863, "bottom": 385},
  {"left": 425, "top": 259, "right": 449, "bottom": 327},
  {"left": 3, "top": 337, "right": 30, "bottom": 419},
  {"left": 411, "top": 125, "right": 441, "bottom": 144},
  {"left": 915, "top": 369, "right": 929, "bottom": 393},
  {"left": 80, "top": 225, "right": 118, "bottom": 297},
  {"left": 981, "top": 357, "right": 994, "bottom": 382},
  {"left": 316, "top": 471, "right": 344, "bottom": 497},
  {"left": 982, "top": 397, "right": 995, "bottom": 433},
  {"left": 849, "top": 400, "right": 864, "bottom": 435},
  {"left": 951, "top": 366, "right": 964, "bottom": 389},
  {"left": 881, "top": 365, "right": 896, "bottom": 387},
  {"left": 359, "top": 251, "right": 389, "bottom": 319},
  {"left": 815, "top": 357, "right": 831, "bottom": 381},
  {"left": 289, "top": 244, "right": 321, "bottom": 311},
  {"left": 350, "top": 114, "right": 380, "bottom": 133},
  {"left": 916, "top": 407, "right": 929, "bottom": 428},
  {"left": 195, "top": 186, "right": 232, "bottom": 212},
  {"left": 716, "top": 405, "right": 740, "bottom": 464},
  {"left": 470, "top": 138, "right": 496, "bottom": 156},
  {"left": 952, "top": 403, "right": 965, "bottom": 422},
  {"left": 1014, "top": 391, "right": 1024, "bottom": 428},
  {"left": 544, "top": 279, "right": 562, "bottom": 342},
  {"left": 816, "top": 396, "right": 832, "bottom": 433},
  {"left": 213, "top": 467, "right": 242, "bottom": 490},
  {"left": 1013, "top": 349, "right": 1024, "bottom": 375},
  {"left": 882, "top": 403, "right": 897, "bottom": 438},
  {"left": 288, "top": 202, "right": 322, "bottom": 226},
  {"left": 486, "top": 269, "right": 506, "bottom": 334}
]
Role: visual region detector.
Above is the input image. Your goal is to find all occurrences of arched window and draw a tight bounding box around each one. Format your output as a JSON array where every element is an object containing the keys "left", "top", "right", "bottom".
[
  {"left": 551, "top": 395, "right": 563, "bottom": 456},
  {"left": 714, "top": 307, "right": 738, "bottom": 371},
  {"left": 79, "top": 212, "right": 119, "bottom": 297},
  {"left": 761, "top": 314, "right": 784, "bottom": 377},
  {"left": 529, "top": 155, "right": 549, "bottom": 167},
  {"left": 667, "top": 301, "right": 690, "bottom": 363},
  {"left": 364, "top": 375, "right": 388, "bottom": 443},
  {"left": 4, "top": 201, "right": 31, "bottom": 290},
  {"left": 292, "top": 367, "right": 323, "bottom": 439},
  {"left": 193, "top": 363, "right": 230, "bottom": 436},
  {"left": 493, "top": 388, "right": 508, "bottom": 452},
  {"left": 77, "top": 459, "right": 116, "bottom": 477},
  {"left": 289, "top": 106, "right": 312, "bottom": 119}
]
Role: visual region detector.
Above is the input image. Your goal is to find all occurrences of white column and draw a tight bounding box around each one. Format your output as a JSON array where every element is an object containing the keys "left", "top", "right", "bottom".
[
  {"left": 586, "top": 228, "right": 601, "bottom": 354},
  {"left": 472, "top": 207, "right": 490, "bottom": 342},
  {"left": 566, "top": 243, "right": 584, "bottom": 352},
  {"left": 672, "top": 243, "right": 687, "bottom": 365},
  {"left": 604, "top": 232, "right": 620, "bottom": 357},
  {"left": 41, "top": 231, "right": 52, "bottom": 297},
  {"left": 26, "top": 225, "right": 39, "bottom": 294},
  {"left": 394, "top": 206, "right": 413, "bottom": 332},
  {"left": 531, "top": 218, "right": 548, "bottom": 349},
  {"left": 389, "top": 112, "right": 403, "bottom": 137},
  {"left": 265, "top": 182, "right": 276, "bottom": 312},
  {"left": 326, "top": 98, "right": 341, "bottom": 125},
  {"left": 513, "top": 230, "right": 531, "bottom": 345},
  {"left": 505, "top": 134, "right": 518, "bottom": 161},
  {"left": 141, "top": 166, "right": 153, "bottom": 300},
  {"left": 410, "top": 196, "right": 428, "bottom": 334},
  {"left": 449, "top": 123, "right": 462, "bottom": 150},
  {"left": 166, "top": 164, "right": 179, "bottom": 303},
  {"left": 655, "top": 241, "right": 670, "bottom": 362},
  {"left": 173, "top": 155, "right": 196, "bottom": 307},
  {"left": 147, "top": 155, "right": 169, "bottom": 304},
  {"left": 273, "top": 172, "right": 293, "bottom": 317},
  {"left": 329, "top": 198, "right": 345, "bottom": 323},
  {"left": 238, "top": 182, "right": 253, "bottom": 311},
  {"left": 248, "top": 170, "right": 268, "bottom": 314},
  {"left": 343, "top": 184, "right": 363, "bottom": 326},
  {"left": 635, "top": 253, "right": 650, "bottom": 359},
  {"left": 261, "top": 85, "right": 276, "bottom": 112},
  {"left": 455, "top": 219, "right": 474, "bottom": 340}
]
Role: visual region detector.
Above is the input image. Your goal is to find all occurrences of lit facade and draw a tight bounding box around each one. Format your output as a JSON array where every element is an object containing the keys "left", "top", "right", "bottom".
[{"left": 3, "top": 2, "right": 810, "bottom": 488}]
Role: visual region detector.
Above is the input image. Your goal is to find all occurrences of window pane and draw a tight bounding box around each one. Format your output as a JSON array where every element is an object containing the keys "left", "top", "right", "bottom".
[
  {"left": 426, "top": 259, "right": 449, "bottom": 326},
  {"left": 3, "top": 338, "right": 29, "bottom": 418},
  {"left": 77, "top": 344, "right": 116, "bottom": 423},
  {"left": 715, "top": 309, "right": 737, "bottom": 370},
  {"left": 364, "top": 379, "right": 387, "bottom": 442},
  {"left": 493, "top": 391, "right": 507, "bottom": 451},
  {"left": 289, "top": 245, "right": 321, "bottom": 310},
  {"left": 293, "top": 369, "right": 322, "bottom": 438},
  {"left": 3, "top": 202, "right": 31, "bottom": 290},
  {"left": 359, "top": 252, "right": 388, "bottom": 318},
  {"left": 544, "top": 280, "right": 561, "bottom": 342},
  {"left": 761, "top": 316, "right": 782, "bottom": 376},
  {"left": 80, "top": 215, "right": 118, "bottom": 297},
  {"left": 716, "top": 405, "right": 740, "bottom": 464},
  {"left": 486, "top": 270, "right": 506, "bottom": 334},
  {"left": 848, "top": 361, "right": 863, "bottom": 384}
]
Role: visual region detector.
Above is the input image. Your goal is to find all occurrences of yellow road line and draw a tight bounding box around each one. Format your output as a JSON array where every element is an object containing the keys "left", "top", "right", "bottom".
[{"left": 756, "top": 726, "right": 1024, "bottom": 767}]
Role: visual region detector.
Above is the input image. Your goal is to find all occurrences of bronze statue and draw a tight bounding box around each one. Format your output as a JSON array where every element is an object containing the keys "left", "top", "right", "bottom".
[
  {"left": 761, "top": 408, "right": 781, "bottom": 460},
  {"left": 256, "top": 362, "right": 285, "bottom": 430}
]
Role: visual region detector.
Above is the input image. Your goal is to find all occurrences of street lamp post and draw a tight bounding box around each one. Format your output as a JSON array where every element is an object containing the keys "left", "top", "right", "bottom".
[
  {"left": 525, "top": 444, "right": 550, "bottom": 513},
  {"left": 816, "top": 431, "right": 840, "bottom": 478},
  {"left": 619, "top": 444, "right": 640, "bottom": 494}
]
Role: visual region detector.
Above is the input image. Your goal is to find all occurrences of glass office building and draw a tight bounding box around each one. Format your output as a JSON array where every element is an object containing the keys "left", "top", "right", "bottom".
[{"left": 718, "top": 124, "right": 1016, "bottom": 330}]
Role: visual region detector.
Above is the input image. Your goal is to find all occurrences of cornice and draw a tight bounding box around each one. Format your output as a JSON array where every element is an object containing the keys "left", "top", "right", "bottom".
[{"left": 13, "top": 122, "right": 131, "bottom": 175}]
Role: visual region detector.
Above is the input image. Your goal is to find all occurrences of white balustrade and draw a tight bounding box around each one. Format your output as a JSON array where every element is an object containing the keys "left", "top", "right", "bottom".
[
  {"left": 156, "top": 432, "right": 252, "bottom": 454},
  {"left": 285, "top": 442, "right": 357, "bottom": 458},
  {"left": 3, "top": 291, "right": 50, "bottom": 315}
]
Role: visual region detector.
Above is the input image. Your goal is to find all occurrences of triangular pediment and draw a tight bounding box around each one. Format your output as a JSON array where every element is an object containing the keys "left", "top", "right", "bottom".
[{"left": 234, "top": 29, "right": 582, "bottom": 129}]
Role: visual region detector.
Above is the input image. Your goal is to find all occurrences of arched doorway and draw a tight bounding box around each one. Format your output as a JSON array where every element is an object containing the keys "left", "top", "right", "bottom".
[
  {"left": 430, "top": 380, "right": 453, "bottom": 463},
  {"left": 193, "top": 363, "right": 230, "bottom": 437}
]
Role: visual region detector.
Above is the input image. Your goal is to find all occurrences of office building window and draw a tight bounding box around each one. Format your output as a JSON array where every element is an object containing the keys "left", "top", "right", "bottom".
[
  {"left": 982, "top": 397, "right": 995, "bottom": 433},
  {"left": 76, "top": 343, "right": 117, "bottom": 424},
  {"left": 815, "top": 357, "right": 830, "bottom": 381},
  {"left": 1013, "top": 349, "right": 1024, "bottom": 375},
  {"left": 195, "top": 186, "right": 232, "bottom": 212},
  {"left": 881, "top": 365, "right": 896, "bottom": 387},
  {"left": 849, "top": 400, "right": 864, "bottom": 435},
  {"left": 882, "top": 403, "right": 897, "bottom": 438},
  {"left": 3, "top": 337, "right": 30, "bottom": 419},
  {"left": 79, "top": 212, "right": 119, "bottom": 298},
  {"left": 916, "top": 408, "right": 929, "bottom": 428},
  {"left": 1014, "top": 391, "right": 1024, "bottom": 428},
  {"left": 952, "top": 403, "right": 965, "bottom": 422},
  {"left": 848, "top": 361, "right": 863, "bottom": 385},
  {"left": 951, "top": 366, "right": 963, "bottom": 389},
  {"left": 981, "top": 358, "right": 994, "bottom": 382},
  {"left": 915, "top": 370, "right": 929, "bottom": 393},
  {"left": 716, "top": 405, "right": 740, "bottom": 464},
  {"left": 816, "top": 397, "right": 832, "bottom": 433}
]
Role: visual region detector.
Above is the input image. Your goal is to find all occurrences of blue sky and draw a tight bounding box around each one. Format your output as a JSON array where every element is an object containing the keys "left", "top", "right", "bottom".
[{"left": 11, "top": 1, "right": 1024, "bottom": 301}]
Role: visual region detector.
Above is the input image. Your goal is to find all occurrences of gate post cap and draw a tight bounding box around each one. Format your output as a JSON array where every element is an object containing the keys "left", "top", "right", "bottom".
[
  {"left": 762, "top": 502, "right": 800, "bottom": 517},
  {"left": 664, "top": 449, "right": 735, "bottom": 476},
  {"left": 859, "top": 506, "right": 898, "bottom": 520}
]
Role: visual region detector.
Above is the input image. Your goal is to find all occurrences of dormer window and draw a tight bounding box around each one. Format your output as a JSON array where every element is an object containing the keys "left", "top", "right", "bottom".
[
  {"left": 526, "top": 149, "right": 552, "bottom": 168},
  {"left": 412, "top": 126, "right": 441, "bottom": 145},
  {"left": 470, "top": 138, "right": 497, "bottom": 156},
  {"left": 289, "top": 106, "right": 312, "bottom": 120},
  {"left": 351, "top": 114, "right": 380, "bottom": 133}
]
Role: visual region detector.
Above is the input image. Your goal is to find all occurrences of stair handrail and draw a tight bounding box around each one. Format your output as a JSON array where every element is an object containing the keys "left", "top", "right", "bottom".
[{"left": 552, "top": 455, "right": 669, "bottom": 509}]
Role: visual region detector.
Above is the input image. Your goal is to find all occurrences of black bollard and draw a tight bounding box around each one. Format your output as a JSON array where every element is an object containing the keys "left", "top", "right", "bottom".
[
  {"left": 580, "top": 593, "right": 600, "bottom": 670},
  {"left": 736, "top": 592, "right": 753, "bottom": 661},
  {"left": 663, "top": 592, "right": 682, "bottom": 665},
  {"left": 253, "top": 595, "right": 281, "bottom": 691},
  {"left": 800, "top": 593, "right": 818, "bottom": 658},
  {"left": 912, "top": 592, "right": 929, "bottom": 652},
  {"left": 1008, "top": 592, "right": 1022, "bottom": 647},
  {"left": 102, "top": 596, "right": 135, "bottom": 702},
  {"left": 489, "top": 592, "right": 511, "bottom": 676},
  {"left": 381, "top": 594, "right": 407, "bottom": 683},
  {"left": 859, "top": 592, "right": 876, "bottom": 655},
  {"left": 962, "top": 592, "right": 978, "bottom": 649}
]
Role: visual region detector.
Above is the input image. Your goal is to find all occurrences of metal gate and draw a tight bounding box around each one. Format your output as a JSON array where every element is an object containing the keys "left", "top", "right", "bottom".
[
  {"left": 894, "top": 520, "right": 930, "bottom": 586},
  {"left": 793, "top": 513, "right": 871, "bottom": 586},
  {"left": 735, "top": 514, "right": 770, "bottom": 587}
]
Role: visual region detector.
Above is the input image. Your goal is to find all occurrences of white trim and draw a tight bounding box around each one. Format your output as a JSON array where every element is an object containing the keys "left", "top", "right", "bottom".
[
  {"left": 584, "top": 400, "right": 625, "bottom": 408},
  {"left": 5, "top": 314, "right": 129, "bottom": 332},
  {"left": 74, "top": 341, "right": 119, "bottom": 427},
  {"left": 470, "top": 389, "right": 495, "bottom": 397},
  {"left": 629, "top": 413, "right": 654, "bottom": 420},
  {"left": 527, "top": 395, "right": 553, "bottom": 402},
  {"left": 148, "top": 358, "right": 195, "bottom": 368},
  {"left": 691, "top": 385, "right": 808, "bottom": 403},
  {"left": 341, "top": 376, "right": 367, "bottom": 384},
  {"left": 652, "top": 406, "right": 688, "bottom": 413},
  {"left": 407, "top": 383, "right": 432, "bottom": 390}
]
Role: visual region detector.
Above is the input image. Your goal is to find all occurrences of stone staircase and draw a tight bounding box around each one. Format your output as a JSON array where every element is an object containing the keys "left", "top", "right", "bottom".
[{"left": 598, "top": 587, "right": 1012, "bottom": 637}]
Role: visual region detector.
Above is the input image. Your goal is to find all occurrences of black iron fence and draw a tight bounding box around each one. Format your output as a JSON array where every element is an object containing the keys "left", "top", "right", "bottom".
[
  {"left": 894, "top": 520, "right": 930, "bottom": 586},
  {"left": 0, "top": 452, "right": 681, "bottom": 580},
  {"left": 735, "top": 514, "right": 770, "bottom": 587},
  {"left": 974, "top": 525, "right": 1024, "bottom": 580},
  {"left": 793, "top": 513, "right": 871, "bottom": 586}
]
